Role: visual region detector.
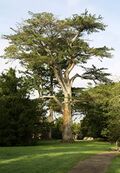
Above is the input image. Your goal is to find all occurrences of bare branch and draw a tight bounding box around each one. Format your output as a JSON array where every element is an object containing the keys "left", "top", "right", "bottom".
[
  {"left": 39, "top": 95, "right": 62, "bottom": 109},
  {"left": 64, "top": 61, "right": 75, "bottom": 78},
  {"left": 70, "top": 73, "right": 81, "bottom": 84},
  {"left": 71, "top": 32, "right": 79, "bottom": 43},
  {"left": 53, "top": 66, "right": 68, "bottom": 94}
]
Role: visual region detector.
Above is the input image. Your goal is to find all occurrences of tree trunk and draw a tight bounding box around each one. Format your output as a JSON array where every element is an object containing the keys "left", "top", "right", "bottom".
[
  {"left": 48, "top": 128, "right": 52, "bottom": 139},
  {"left": 53, "top": 67, "right": 73, "bottom": 142},
  {"left": 48, "top": 107, "right": 54, "bottom": 139},
  {"left": 62, "top": 96, "right": 73, "bottom": 142},
  {"left": 48, "top": 70, "right": 54, "bottom": 139}
]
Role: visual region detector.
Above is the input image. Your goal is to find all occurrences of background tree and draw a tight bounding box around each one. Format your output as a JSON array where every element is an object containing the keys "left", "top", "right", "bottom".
[
  {"left": 25, "top": 65, "right": 59, "bottom": 139},
  {"left": 101, "top": 82, "right": 120, "bottom": 143},
  {"left": 52, "top": 117, "right": 63, "bottom": 139},
  {"left": 72, "top": 122, "right": 81, "bottom": 140},
  {"left": 0, "top": 69, "right": 44, "bottom": 146},
  {"left": 78, "top": 86, "right": 109, "bottom": 139},
  {"left": 75, "top": 82, "right": 120, "bottom": 143},
  {"left": 3, "top": 11, "right": 112, "bottom": 141}
]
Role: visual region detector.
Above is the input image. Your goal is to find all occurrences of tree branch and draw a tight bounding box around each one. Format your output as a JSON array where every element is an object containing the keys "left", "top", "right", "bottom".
[
  {"left": 70, "top": 73, "right": 81, "bottom": 84},
  {"left": 64, "top": 61, "right": 75, "bottom": 78},
  {"left": 53, "top": 66, "right": 68, "bottom": 94},
  {"left": 71, "top": 32, "right": 79, "bottom": 43},
  {"left": 39, "top": 95, "right": 62, "bottom": 109}
]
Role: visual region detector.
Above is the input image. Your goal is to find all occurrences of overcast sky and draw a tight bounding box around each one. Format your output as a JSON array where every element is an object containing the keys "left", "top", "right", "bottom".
[{"left": 0, "top": 0, "right": 120, "bottom": 85}]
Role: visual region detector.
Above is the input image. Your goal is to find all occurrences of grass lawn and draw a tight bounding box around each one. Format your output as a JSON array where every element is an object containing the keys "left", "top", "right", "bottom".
[
  {"left": 0, "top": 141, "right": 114, "bottom": 173},
  {"left": 107, "top": 155, "right": 120, "bottom": 173}
]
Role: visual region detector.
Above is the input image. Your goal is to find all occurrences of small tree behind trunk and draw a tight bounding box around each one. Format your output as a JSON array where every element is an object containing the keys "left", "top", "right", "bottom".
[{"left": 48, "top": 107, "right": 54, "bottom": 139}]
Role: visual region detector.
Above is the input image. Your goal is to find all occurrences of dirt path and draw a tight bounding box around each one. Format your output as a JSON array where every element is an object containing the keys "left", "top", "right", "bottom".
[{"left": 69, "top": 152, "right": 118, "bottom": 173}]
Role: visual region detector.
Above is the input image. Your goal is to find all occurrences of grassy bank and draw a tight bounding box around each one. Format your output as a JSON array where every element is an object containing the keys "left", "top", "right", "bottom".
[
  {"left": 0, "top": 141, "right": 113, "bottom": 173},
  {"left": 107, "top": 155, "right": 120, "bottom": 173}
]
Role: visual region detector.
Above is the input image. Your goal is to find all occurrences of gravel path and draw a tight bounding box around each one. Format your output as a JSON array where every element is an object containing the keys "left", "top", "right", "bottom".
[{"left": 69, "top": 152, "right": 118, "bottom": 173}]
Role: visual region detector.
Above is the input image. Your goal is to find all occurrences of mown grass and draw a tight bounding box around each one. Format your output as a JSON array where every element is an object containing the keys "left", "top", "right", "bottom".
[
  {"left": 0, "top": 141, "right": 113, "bottom": 173},
  {"left": 107, "top": 155, "right": 120, "bottom": 173}
]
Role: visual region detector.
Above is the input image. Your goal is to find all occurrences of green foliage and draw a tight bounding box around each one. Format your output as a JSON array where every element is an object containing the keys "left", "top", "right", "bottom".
[
  {"left": 52, "top": 117, "right": 63, "bottom": 139},
  {"left": 103, "top": 83, "right": 120, "bottom": 142},
  {"left": 0, "top": 96, "right": 38, "bottom": 146},
  {"left": 72, "top": 87, "right": 108, "bottom": 139},
  {"left": 0, "top": 68, "right": 29, "bottom": 97},
  {"left": 76, "top": 83, "right": 120, "bottom": 142},
  {"left": 72, "top": 122, "right": 81, "bottom": 139},
  {"left": 3, "top": 11, "right": 112, "bottom": 86},
  {"left": 0, "top": 69, "right": 43, "bottom": 146}
]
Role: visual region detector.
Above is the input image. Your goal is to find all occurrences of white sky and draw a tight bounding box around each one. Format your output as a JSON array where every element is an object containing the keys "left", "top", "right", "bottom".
[{"left": 0, "top": 0, "right": 120, "bottom": 86}]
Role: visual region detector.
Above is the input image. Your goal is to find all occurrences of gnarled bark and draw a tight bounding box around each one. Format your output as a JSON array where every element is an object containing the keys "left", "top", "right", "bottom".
[{"left": 62, "top": 95, "right": 73, "bottom": 142}]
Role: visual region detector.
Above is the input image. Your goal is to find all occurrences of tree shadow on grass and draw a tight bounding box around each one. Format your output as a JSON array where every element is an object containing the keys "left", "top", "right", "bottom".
[
  {"left": 0, "top": 141, "right": 113, "bottom": 173},
  {"left": 0, "top": 152, "right": 91, "bottom": 173}
]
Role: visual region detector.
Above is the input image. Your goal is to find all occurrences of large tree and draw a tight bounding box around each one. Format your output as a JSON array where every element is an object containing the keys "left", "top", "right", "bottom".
[{"left": 3, "top": 11, "right": 112, "bottom": 141}]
